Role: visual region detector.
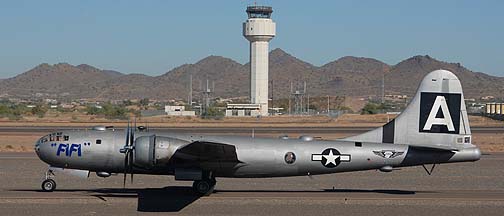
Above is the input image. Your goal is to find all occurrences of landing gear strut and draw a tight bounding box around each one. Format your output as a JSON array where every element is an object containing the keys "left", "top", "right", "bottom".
[
  {"left": 41, "top": 169, "right": 56, "bottom": 192},
  {"left": 192, "top": 172, "right": 216, "bottom": 196}
]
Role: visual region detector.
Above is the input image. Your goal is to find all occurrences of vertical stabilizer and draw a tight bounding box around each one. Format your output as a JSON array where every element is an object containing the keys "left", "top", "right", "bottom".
[{"left": 343, "top": 70, "right": 473, "bottom": 150}]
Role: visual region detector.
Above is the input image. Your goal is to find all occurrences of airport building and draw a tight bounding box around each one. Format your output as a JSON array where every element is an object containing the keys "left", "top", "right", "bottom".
[
  {"left": 485, "top": 103, "right": 504, "bottom": 115},
  {"left": 483, "top": 103, "right": 504, "bottom": 121},
  {"left": 165, "top": 105, "right": 196, "bottom": 116},
  {"left": 225, "top": 103, "right": 261, "bottom": 117}
]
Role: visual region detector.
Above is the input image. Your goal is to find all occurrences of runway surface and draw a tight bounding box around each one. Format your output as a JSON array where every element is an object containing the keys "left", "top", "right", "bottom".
[{"left": 1, "top": 153, "right": 503, "bottom": 215}]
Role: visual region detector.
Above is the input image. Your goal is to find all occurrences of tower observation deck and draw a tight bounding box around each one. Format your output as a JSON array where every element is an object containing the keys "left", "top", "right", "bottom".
[{"left": 243, "top": 6, "right": 276, "bottom": 116}]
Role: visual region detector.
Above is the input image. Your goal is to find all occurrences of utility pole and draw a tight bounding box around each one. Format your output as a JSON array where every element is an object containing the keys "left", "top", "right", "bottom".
[
  {"left": 188, "top": 74, "right": 193, "bottom": 107},
  {"left": 303, "top": 81, "right": 307, "bottom": 114},
  {"left": 307, "top": 95, "right": 310, "bottom": 115},
  {"left": 202, "top": 79, "right": 213, "bottom": 116},
  {"left": 289, "top": 81, "right": 292, "bottom": 115},
  {"left": 327, "top": 95, "right": 330, "bottom": 114},
  {"left": 381, "top": 73, "right": 385, "bottom": 104}
]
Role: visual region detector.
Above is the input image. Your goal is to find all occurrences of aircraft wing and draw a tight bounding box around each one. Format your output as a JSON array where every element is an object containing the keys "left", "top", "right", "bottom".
[{"left": 170, "top": 141, "right": 243, "bottom": 171}]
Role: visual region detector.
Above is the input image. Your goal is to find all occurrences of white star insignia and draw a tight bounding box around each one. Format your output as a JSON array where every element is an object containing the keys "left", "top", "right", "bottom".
[{"left": 323, "top": 149, "right": 339, "bottom": 166}]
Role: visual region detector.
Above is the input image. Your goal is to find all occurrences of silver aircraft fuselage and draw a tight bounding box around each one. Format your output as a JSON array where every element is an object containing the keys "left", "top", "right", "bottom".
[{"left": 35, "top": 130, "right": 480, "bottom": 178}]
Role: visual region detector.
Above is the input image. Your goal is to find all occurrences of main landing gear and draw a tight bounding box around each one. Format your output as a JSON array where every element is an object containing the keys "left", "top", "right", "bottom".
[
  {"left": 192, "top": 172, "right": 216, "bottom": 196},
  {"left": 41, "top": 169, "right": 56, "bottom": 192}
]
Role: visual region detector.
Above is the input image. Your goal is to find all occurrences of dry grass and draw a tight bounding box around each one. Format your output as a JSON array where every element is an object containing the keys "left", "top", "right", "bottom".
[{"left": 472, "top": 133, "right": 504, "bottom": 152}]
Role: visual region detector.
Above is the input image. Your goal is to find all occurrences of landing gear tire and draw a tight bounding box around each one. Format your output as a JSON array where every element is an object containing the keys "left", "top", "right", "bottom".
[
  {"left": 41, "top": 179, "right": 56, "bottom": 192},
  {"left": 193, "top": 179, "right": 215, "bottom": 196}
]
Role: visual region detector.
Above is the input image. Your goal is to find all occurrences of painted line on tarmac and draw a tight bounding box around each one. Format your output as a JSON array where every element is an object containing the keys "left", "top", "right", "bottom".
[
  {"left": 0, "top": 157, "right": 38, "bottom": 160},
  {"left": 0, "top": 197, "right": 97, "bottom": 200}
]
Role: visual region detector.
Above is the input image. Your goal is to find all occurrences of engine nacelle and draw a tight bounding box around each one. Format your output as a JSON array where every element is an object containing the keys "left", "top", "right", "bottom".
[{"left": 134, "top": 135, "right": 190, "bottom": 168}]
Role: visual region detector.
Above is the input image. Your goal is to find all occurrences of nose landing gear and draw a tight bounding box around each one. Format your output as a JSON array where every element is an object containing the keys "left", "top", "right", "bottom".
[{"left": 41, "top": 169, "right": 56, "bottom": 192}]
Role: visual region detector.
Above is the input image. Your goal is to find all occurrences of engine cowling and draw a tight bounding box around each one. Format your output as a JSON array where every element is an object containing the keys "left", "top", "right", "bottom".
[{"left": 133, "top": 135, "right": 190, "bottom": 168}]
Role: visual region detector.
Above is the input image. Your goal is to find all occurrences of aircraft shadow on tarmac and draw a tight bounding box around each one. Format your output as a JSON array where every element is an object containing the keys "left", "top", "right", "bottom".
[
  {"left": 84, "top": 187, "right": 203, "bottom": 212},
  {"left": 11, "top": 187, "right": 420, "bottom": 212},
  {"left": 215, "top": 188, "right": 418, "bottom": 195}
]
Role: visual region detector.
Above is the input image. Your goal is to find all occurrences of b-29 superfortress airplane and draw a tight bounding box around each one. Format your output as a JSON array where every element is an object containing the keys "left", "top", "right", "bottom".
[{"left": 35, "top": 70, "right": 481, "bottom": 195}]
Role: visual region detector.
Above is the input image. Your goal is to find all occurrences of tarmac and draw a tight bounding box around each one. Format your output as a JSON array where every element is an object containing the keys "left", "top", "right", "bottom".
[{"left": 1, "top": 152, "right": 503, "bottom": 215}]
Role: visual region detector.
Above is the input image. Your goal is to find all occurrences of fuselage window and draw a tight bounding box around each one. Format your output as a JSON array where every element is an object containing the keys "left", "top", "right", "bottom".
[
  {"left": 284, "top": 152, "right": 296, "bottom": 164},
  {"left": 64, "top": 136, "right": 69, "bottom": 141},
  {"left": 355, "top": 142, "right": 362, "bottom": 147},
  {"left": 96, "top": 139, "right": 102, "bottom": 144}
]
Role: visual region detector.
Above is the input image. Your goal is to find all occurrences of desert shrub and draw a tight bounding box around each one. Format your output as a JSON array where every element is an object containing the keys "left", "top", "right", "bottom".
[
  {"left": 361, "top": 102, "right": 384, "bottom": 114},
  {"left": 31, "top": 104, "right": 48, "bottom": 118}
]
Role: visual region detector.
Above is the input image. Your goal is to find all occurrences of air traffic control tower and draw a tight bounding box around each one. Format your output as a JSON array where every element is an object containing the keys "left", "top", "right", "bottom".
[{"left": 243, "top": 6, "right": 276, "bottom": 116}]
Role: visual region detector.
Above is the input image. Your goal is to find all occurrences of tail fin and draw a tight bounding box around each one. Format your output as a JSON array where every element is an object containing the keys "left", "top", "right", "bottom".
[{"left": 343, "top": 69, "right": 473, "bottom": 150}]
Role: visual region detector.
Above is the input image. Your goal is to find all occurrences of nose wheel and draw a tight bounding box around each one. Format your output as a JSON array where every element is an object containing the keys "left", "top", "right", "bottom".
[
  {"left": 41, "top": 169, "right": 56, "bottom": 192},
  {"left": 41, "top": 179, "right": 56, "bottom": 192}
]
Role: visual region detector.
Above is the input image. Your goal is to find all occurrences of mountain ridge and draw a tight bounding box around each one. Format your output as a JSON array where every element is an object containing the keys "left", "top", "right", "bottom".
[{"left": 1, "top": 49, "right": 502, "bottom": 100}]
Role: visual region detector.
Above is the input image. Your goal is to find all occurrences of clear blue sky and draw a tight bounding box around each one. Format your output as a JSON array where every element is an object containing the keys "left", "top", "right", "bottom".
[{"left": 0, "top": 0, "right": 503, "bottom": 78}]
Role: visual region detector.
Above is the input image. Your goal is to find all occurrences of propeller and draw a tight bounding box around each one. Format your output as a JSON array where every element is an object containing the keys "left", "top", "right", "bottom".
[
  {"left": 130, "top": 118, "right": 137, "bottom": 184},
  {"left": 119, "top": 120, "right": 135, "bottom": 188}
]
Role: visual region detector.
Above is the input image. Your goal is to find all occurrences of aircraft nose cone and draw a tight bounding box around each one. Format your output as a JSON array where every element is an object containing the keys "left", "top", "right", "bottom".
[
  {"left": 34, "top": 138, "right": 53, "bottom": 165},
  {"left": 34, "top": 136, "right": 51, "bottom": 161}
]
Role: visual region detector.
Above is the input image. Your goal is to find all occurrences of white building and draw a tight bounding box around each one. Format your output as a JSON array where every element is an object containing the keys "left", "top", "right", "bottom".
[
  {"left": 243, "top": 6, "right": 276, "bottom": 116},
  {"left": 164, "top": 106, "right": 195, "bottom": 116},
  {"left": 225, "top": 104, "right": 261, "bottom": 117}
]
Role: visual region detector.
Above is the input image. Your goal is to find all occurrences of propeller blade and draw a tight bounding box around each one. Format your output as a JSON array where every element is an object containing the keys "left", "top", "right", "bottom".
[
  {"left": 134, "top": 117, "right": 137, "bottom": 135},
  {"left": 123, "top": 173, "right": 126, "bottom": 188},
  {"left": 129, "top": 148, "right": 134, "bottom": 184},
  {"left": 123, "top": 153, "right": 128, "bottom": 188},
  {"left": 126, "top": 120, "right": 130, "bottom": 146},
  {"left": 121, "top": 119, "right": 134, "bottom": 189},
  {"left": 132, "top": 119, "right": 136, "bottom": 147}
]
